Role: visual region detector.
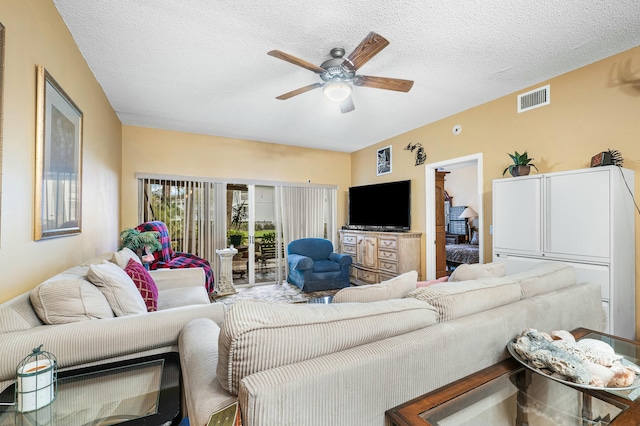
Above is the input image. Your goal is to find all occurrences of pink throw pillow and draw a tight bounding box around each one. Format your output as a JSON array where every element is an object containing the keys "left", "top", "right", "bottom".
[
  {"left": 416, "top": 276, "right": 450, "bottom": 288},
  {"left": 124, "top": 258, "right": 159, "bottom": 312}
]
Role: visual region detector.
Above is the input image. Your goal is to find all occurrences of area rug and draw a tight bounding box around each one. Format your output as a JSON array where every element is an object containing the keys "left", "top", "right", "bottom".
[{"left": 211, "top": 283, "right": 340, "bottom": 307}]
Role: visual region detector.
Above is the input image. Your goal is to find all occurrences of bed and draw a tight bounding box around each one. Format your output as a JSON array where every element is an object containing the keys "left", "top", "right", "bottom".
[
  {"left": 445, "top": 243, "right": 479, "bottom": 266},
  {"left": 445, "top": 206, "right": 479, "bottom": 267}
]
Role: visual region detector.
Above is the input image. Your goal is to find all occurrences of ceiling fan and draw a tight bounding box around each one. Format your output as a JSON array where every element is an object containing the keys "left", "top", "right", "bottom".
[{"left": 268, "top": 32, "right": 414, "bottom": 113}]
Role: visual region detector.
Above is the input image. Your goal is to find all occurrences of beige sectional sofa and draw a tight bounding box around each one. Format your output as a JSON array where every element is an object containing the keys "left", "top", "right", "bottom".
[
  {"left": 0, "top": 250, "right": 226, "bottom": 392},
  {"left": 179, "top": 262, "right": 604, "bottom": 426}
]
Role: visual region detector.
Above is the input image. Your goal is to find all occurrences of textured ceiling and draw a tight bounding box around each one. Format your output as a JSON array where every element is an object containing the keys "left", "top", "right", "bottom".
[{"left": 52, "top": 0, "right": 640, "bottom": 153}]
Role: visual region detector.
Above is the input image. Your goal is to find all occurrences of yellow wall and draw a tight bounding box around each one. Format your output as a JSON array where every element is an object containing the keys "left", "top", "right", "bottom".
[
  {"left": 121, "top": 126, "right": 351, "bottom": 229},
  {"left": 0, "top": 0, "right": 122, "bottom": 301},
  {"left": 353, "top": 46, "right": 640, "bottom": 331}
]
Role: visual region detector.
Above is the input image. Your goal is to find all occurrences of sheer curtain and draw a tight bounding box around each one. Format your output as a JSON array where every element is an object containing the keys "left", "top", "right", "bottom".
[{"left": 277, "top": 186, "right": 338, "bottom": 281}]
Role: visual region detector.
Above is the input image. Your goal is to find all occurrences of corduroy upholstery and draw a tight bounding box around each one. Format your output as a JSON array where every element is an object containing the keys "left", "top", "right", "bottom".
[
  {"left": 136, "top": 221, "right": 215, "bottom": 293},
  {"left": 0, "top": 253, "right": 224, "bottom": 394},
  {"left": 216, "top": 298, "right": 438, "bottom": 394},
  {"left": 333, "top": 270, "right": 418, "bottom": 303},
  {"left": 177, "top": 262, "right": 605, "bottom": 426}
]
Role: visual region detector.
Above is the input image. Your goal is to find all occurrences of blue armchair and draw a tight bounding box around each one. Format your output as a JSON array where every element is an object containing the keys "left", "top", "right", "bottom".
[{"left": 287, "top": 238, "right": 352, "bottom": 293}]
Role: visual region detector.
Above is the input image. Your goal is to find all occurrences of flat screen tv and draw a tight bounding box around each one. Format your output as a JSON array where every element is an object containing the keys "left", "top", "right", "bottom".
[{"left": 348, "top": 180, "right": 411, "bottom": 231}]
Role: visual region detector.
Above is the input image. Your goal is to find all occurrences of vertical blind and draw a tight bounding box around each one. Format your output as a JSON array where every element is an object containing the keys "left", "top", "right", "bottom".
[{"left": 138, "top": 175, "right": 337, "bottom": 287}]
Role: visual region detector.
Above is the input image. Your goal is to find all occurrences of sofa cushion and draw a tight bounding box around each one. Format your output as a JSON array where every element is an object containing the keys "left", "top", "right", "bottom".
[
  {"left": 510, "top": 262, "right": 576, "bottom": 298},
  {"left": 124, "top": 259, "right": 159, "bottom": 312},
  {"left": 333, "top": 271, "right": 418, "bottom": 303},
  {"left": 406, "top": 276, "right": 520, "bottom": 322},
  {"left": 157, "top": 286, "right": 210, "bottom": 310},
  {"left": 312, "top": 259, "right": 341, "bottom": 273},
  {"left": 87, "top": 262, "right": 147, "bottom": 316},
  {"left": 217, "top": 297, "right": 438, "bottom": 395},
  {"left": 112, "top": 247, "right": 142, "bottom": 269},
  {"left": 0, "top": 293, "right": 43, "bottom": 333},
  {"left": 30, "top": 275, "right": 114, "bottom": 325},
  {"left": 449, "top": 262, "right": 507, "bottom": 282}
]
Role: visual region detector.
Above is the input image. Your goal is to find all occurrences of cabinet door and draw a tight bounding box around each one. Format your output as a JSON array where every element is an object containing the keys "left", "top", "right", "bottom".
[
  {"left": 357, "top": 235, "right": 377, "bottom": 268},
  {"left": 544, "top": 170, "right": 610, "bottom": 259},
  {"left": 493, "top": 177, "right": 542, "bottom": 254}
]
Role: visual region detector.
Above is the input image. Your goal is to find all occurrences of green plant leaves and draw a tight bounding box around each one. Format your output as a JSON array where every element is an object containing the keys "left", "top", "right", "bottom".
[{"left": 503, "top": 150, "right": 538, "bottom": 176}]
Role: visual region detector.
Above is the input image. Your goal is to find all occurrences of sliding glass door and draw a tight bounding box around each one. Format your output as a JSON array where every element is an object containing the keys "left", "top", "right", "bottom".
[
  {"left": 227, "top": 184, "right": 282, "bottom": 286},
  {"left": 138, "top": 174, "right": 337, "bottom": 291}
]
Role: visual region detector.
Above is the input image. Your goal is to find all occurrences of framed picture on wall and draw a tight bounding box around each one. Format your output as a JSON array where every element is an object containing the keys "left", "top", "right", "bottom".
[
  {"left": 34, "top": 65, "right": 83, "bottom": 240},
  {"left": 377, "top": 145, "right": 392, "bottom": 176}
]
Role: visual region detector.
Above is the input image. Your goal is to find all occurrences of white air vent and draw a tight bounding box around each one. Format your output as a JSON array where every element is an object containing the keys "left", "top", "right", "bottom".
[{"left": 517, "top": 84, "right": 550, "bottom": 113}]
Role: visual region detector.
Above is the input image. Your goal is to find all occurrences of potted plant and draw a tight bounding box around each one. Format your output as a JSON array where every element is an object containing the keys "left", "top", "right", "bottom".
[
  {"left": 503, "top": 150, "right": 539, "bottom": 177},
  {"left": 227, "top": 229, "right": 245, "bottom": 247},
  {"left": 119, "top": 228, "right": 162, "bottom": 259}
]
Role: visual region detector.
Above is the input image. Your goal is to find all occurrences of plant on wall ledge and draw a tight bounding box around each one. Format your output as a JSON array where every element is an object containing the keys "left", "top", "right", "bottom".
[{"left": 503, "top": 150, "right": 539, "bottom": 177}]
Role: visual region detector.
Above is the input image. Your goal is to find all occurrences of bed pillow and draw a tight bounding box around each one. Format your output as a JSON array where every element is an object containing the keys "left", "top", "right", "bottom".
[
  {"left": 124, "top": 258, "right": 159, "bottom": 312},
  {"left": 87, "top": 261, "right": 147, "bottom": 316},
  {"left": 469, "top": 231, "right": 479, "bottom": 245},
  {"left": 449, "top": 262, "right": 507, "bottom": 282},
  {"left": 332, "top": 271, "right": 418, "bottom": 303}
]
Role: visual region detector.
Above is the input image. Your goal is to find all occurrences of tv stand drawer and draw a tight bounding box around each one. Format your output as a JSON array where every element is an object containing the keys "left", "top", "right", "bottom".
[{"left": 357, "top": 268, "right": 378, "bottom": 284}]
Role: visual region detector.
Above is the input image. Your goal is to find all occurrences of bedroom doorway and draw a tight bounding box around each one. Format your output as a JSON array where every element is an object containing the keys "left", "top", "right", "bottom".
[{"left": 425, "top": 153, "right": 484, "bottom": 280}]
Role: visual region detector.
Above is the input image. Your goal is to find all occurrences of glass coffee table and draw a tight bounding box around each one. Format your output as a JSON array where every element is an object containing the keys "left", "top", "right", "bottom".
[
  {"left": 0, "top": 352, "right": 181, "bottom": 426},
  {"left": 386, "top": 328, "right": 640, "bottom": 426}
]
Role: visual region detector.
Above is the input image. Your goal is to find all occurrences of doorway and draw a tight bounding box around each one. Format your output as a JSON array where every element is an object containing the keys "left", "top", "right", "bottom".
[
  {"left": 425, "top": 153, "right": 484, "bottom": 280},
  {"left": 227, "top": 184, "right": 282, "bottom": 286}
]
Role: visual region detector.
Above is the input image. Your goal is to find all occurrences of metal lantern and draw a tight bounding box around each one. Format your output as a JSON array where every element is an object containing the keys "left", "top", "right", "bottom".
[{"left": 15, "top": 345, "right": 57, "bottom": 413}]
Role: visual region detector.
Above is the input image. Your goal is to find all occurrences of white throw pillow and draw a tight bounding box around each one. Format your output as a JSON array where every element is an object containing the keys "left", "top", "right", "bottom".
[
  {"left": 30, "top": 277, "right": 114, "bottom": 325},
  {"left": 449, "top": 262, "right": 507, "bottom": 282},
  {"left": 333, "top": 271, "right": 418, "bottom": 303},
  {"left": 112, "top": 247, "right": 142, "bottom": 269},
  {"left": 87, "top": 261, "right": 147, "bottom": 316}
]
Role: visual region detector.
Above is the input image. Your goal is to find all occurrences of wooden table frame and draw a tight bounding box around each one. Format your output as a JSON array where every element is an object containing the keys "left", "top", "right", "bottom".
[{"left": 386, "top": 328, "right": 640, "bottom": 426}]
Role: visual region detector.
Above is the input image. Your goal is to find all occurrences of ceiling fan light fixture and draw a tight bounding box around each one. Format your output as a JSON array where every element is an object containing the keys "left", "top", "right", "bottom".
[{"left": 323, "top": 82, "right": 352, "bottom": 102}]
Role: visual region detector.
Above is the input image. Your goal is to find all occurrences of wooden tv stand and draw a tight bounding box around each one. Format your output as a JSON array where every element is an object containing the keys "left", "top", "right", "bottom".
[{"left": 339, "top": 230, "right": 422, "bottom": 285}]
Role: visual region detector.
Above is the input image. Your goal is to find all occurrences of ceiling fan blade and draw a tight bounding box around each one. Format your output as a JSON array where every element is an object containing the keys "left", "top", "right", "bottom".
[
  {"left": 339, "top": 96, "right": 355, "bottom": 114},
  {"left": 267, "top": 50, "right": 326, "bottom": 74},
  {"left": 342, "top": 32, "right": 390, "bottom": 72},
  {"left": 353, "top": 75, "right": 414, "bottom": 92},
  {"left": 275, "top": 83, "right": 323, "bottom": 100}
]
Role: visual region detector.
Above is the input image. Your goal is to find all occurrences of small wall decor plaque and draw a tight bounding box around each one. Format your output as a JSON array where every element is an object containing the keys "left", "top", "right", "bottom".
[
  {"left": 404, "top": 142, "right": 426, "bottom": 166},
  {"left": 590, "top": 149, "right": 623, "bottom": 167}
]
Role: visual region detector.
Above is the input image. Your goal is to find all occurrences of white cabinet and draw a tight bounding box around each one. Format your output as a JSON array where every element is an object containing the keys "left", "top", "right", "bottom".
[{"left": 492, "top": 166, "right": 635, "bottom": 339}]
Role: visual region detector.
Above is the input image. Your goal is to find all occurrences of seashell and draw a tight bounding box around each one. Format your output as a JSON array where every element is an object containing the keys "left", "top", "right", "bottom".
[
  {"left": 608, "top": 361, "right": 636, "bottom": 387},
  {"left": 586, "top": 362, "right": 615, "bottom": 387},
  {"left": 577, "top": 339, "right": 615, "bottom": 355},
  {"left": 552, "top": 339, "right": 622, "bottom": 367},
  {"left": 513, "top": 330, "right": 591, "bottom": 385},
  {"left": 551, "top": 330, "right": 575, "bottom": 343}
]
